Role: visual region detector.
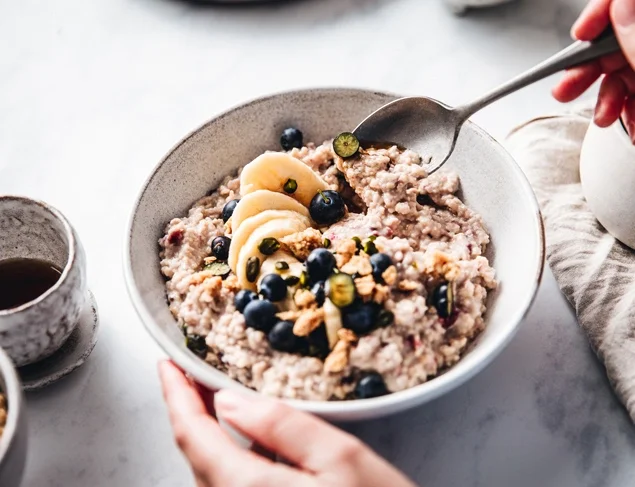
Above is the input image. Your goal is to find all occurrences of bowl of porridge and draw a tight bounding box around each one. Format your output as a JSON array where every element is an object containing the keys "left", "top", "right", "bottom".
[
  {"left": 0, "top": 346, "right": 27, "bottom": 486},
  {"left": 124, "top": 88, "right": 544, "bottom": 421}
]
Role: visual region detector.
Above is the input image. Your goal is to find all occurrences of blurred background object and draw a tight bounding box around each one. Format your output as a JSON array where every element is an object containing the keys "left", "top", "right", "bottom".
[{"left": 445, "top": 0, "right": 517, "bottom": 15}]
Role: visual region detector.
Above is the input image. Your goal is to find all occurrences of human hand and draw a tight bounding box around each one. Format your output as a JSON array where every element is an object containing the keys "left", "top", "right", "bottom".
[
  {"left": 552, "top": 0, "right": 635, "bottom": 140},
  {"left": 158, "top": 360, "right": 417, "bottom": 487}
]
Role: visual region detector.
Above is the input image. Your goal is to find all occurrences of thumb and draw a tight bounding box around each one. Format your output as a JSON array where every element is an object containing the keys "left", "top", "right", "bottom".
[{"left": 612, "top": 0, "right": 635, "bottom": 69}]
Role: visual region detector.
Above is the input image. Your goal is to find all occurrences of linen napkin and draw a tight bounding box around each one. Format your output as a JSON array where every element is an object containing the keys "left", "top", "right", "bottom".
[{"left": 504, "top": 105, "right": 635, "bottom": 423}]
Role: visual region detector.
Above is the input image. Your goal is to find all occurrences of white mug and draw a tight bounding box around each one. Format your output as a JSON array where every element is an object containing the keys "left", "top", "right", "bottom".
[{"left": 580, "top": 118, "right": 635, "bottom": 250}]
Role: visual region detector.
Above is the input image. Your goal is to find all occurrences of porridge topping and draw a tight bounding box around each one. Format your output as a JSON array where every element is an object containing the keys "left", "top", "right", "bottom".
[
  {"left": 280, "top": 127, "right": 304, "bottom": 151},
  {"left": 332, "top": 132, "right": 361, "bottom": 159},
  {"left": 221, "top": 199, "right": 239, "bottom": 223},
  {"left": 293, "top": 308, "right": 325, "bottom": 337},
  {"left": 159, "top": 128, "right": 497, "bottom": 401},
  {"left": 355, "top": 371, "right": 389, "bottom": 399},
  {"left": 309, "top": 190, "right": 346, "bottom": 226}
]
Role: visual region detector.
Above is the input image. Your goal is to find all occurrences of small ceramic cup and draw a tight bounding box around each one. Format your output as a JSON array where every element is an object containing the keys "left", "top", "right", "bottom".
[
  {"left": 0, "top": 196, "right": 87, "bottom": 367},
  {"left": 580, "top": 118, "right": 635, "bottom": 250}
]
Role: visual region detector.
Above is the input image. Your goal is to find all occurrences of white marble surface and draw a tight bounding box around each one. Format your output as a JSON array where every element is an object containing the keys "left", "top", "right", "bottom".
[{"left": 1, "top": 0, "right": 634, "bottom": 485}]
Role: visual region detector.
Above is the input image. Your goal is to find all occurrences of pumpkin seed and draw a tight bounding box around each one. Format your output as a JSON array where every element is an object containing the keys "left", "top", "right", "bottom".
[
  {"left": 246, "top": 256, "right": 261, "bottom": 283},
  {"left": 185, "top": 334, "right": 207, "bottom": 358},
  {"left": 352, "top": 236, "right": 362, "bottom": 251},
  {"left": 363, "top": 240, "right": 378, "bottom": 255},
  {"left": 299, "top": 270, "right": 309, "bottom": 288},
  {"left": 258, "top": 237, "right": 280, "bottom": 256},
  {"left": 285, "top": 275, "right": 300, "bottom": 286},
  {"left": 204, "top": 261, "right": 231, "bottom": 278},
  {"left": 283, "top": 178, "right": 298, "bottom": 194},
  {"left": 275, "top": 261, "right": 290, "bottom": 271}
]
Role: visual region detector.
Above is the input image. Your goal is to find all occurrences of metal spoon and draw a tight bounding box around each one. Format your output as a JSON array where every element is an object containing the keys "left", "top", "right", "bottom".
[{"left": 353, "top": 27, "right": 621, "bottom": 174}]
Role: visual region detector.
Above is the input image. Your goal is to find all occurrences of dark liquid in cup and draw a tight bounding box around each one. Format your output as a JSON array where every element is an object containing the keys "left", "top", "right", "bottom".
[{"left": 0, "top": 258, "right": 62, "bottom": 311}]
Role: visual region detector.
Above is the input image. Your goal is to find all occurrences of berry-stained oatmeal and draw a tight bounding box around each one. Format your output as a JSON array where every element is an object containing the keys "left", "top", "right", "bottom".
[{"left": 159, "top": 128, "right": 496, "bottom": 401}]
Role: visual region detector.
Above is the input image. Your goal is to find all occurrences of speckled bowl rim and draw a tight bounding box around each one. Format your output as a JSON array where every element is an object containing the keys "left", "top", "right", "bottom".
[
  {"left": 123, "top": 86, "right": 546, "bottom": 419},
  {"left": 0, "top": 195, "right": 77, "bottom": 319},
  {"left": 0, "top": 346, "right": 23, "bottom": 464}
]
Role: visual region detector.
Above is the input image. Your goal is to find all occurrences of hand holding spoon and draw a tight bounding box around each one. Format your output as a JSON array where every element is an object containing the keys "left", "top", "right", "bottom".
[{"left": 353, "top": 28, "right": 620, "bottom": 174}]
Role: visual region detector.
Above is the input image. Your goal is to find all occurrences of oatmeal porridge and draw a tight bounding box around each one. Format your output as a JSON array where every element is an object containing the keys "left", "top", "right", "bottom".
[{"left": 159, "top": 128, "right": 496, "bottom": 401}]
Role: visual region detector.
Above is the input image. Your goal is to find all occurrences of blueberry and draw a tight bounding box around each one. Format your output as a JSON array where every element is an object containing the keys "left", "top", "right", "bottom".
[
  {"left": 309, "top": 190, "right": 346, "bottom": 226},
  {"left": 306, "top": 324, "right": 329, "bottom": 359},
  {"left": 342, "top": 300, "right": 380, "bottom": 335},
  {"left": 355, "top": 372, "right": 389, "bottom": 399},
  {"left": 430, "top": 281, "right": 454, "bottom": 318},
  {"left": 370, "top": 252, "right": 393, "bottom": 282},
  {"left": 211, "top": 236, "right": 231, "bottom": 261},
  {"left": 222, "top": 199, "right": 239, "bottom": 223},
  {"left": 259, "top": 274, "right": 287, "bottom": 302},
  {"left": 311, "top": 281, "right": 326, "bottom": 307},
  {"left": 234, "top": 289, "right": 258, "bottom": 313},
  {"left": 243, "top": 299, "right": 277, "bottom": 332},
  {"left": 416, "top": 194, "right": 435, "bottom": 207},
  {"left": 280, "top": 127, "right": 303, "bottom": 151},
  {"left": 268, "top": 320, "right": 304, "bottom": 353},
  {"left": 306, "top": 248, "right": 336, "bottom": 283}
]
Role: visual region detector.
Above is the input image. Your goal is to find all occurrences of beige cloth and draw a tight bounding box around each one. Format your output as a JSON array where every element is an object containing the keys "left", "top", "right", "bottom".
[{"left": 505, "top": 105, "right": 635, "bottom": 423}]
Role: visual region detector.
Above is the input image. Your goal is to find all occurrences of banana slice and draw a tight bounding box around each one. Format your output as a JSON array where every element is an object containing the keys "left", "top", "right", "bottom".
[
  {"left": 240, "top": 152, "right": 329, "bottom": 207},
  {"left": 236, "top": 218, "right": 309, "bottom": 290},
  {"left": 323, "top": 298, "right": 343, "bottom": 349},
  {"left": 228, "top": 210, "right": 311, "bottom": 271},
  {"left": 228, "top": 190, "right": 311, "bottom": 233}
]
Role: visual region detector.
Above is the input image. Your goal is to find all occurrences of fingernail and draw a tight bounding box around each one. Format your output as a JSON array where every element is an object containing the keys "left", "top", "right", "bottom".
[
  {"left": 214, "top": 390, "right": 253, "bottom": 413},
  {"left": 613, "top": 0, "right": 635, "bottom": 28},
  {"left": 593, "top": 104, "right": 605, "bottom": 125},
  {"left": 629, "top": 122, "right": 635, "bottom": 143}
]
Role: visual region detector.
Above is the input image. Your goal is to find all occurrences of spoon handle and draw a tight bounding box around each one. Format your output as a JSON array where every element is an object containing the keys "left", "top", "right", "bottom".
[{"left": 453, "top": 26, "right": 620, "bottom": 122}]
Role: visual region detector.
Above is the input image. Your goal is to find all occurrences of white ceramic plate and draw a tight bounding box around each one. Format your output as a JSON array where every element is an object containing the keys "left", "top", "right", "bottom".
[{"left": 123, "top": 87, "right": 545, "bottom": 421}]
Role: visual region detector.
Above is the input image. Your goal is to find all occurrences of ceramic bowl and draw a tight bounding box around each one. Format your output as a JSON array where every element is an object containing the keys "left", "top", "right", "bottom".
[
  {"left": 124, "top": 88, "right": 545, "bottom": 421},
  {"left": 0, "top": 347, "right": 27, "bottom": 487},
  {"left": 580, "top": 118, "right": 635, "bottom": 249},
  {"left": 0, "top": 196, "right": 88, "bottom": 367}
]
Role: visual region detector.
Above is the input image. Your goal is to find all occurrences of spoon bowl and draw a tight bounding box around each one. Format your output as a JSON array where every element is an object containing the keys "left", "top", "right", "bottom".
[{"left": 354, "top": 96, "right": 461, "bottom": 173}]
